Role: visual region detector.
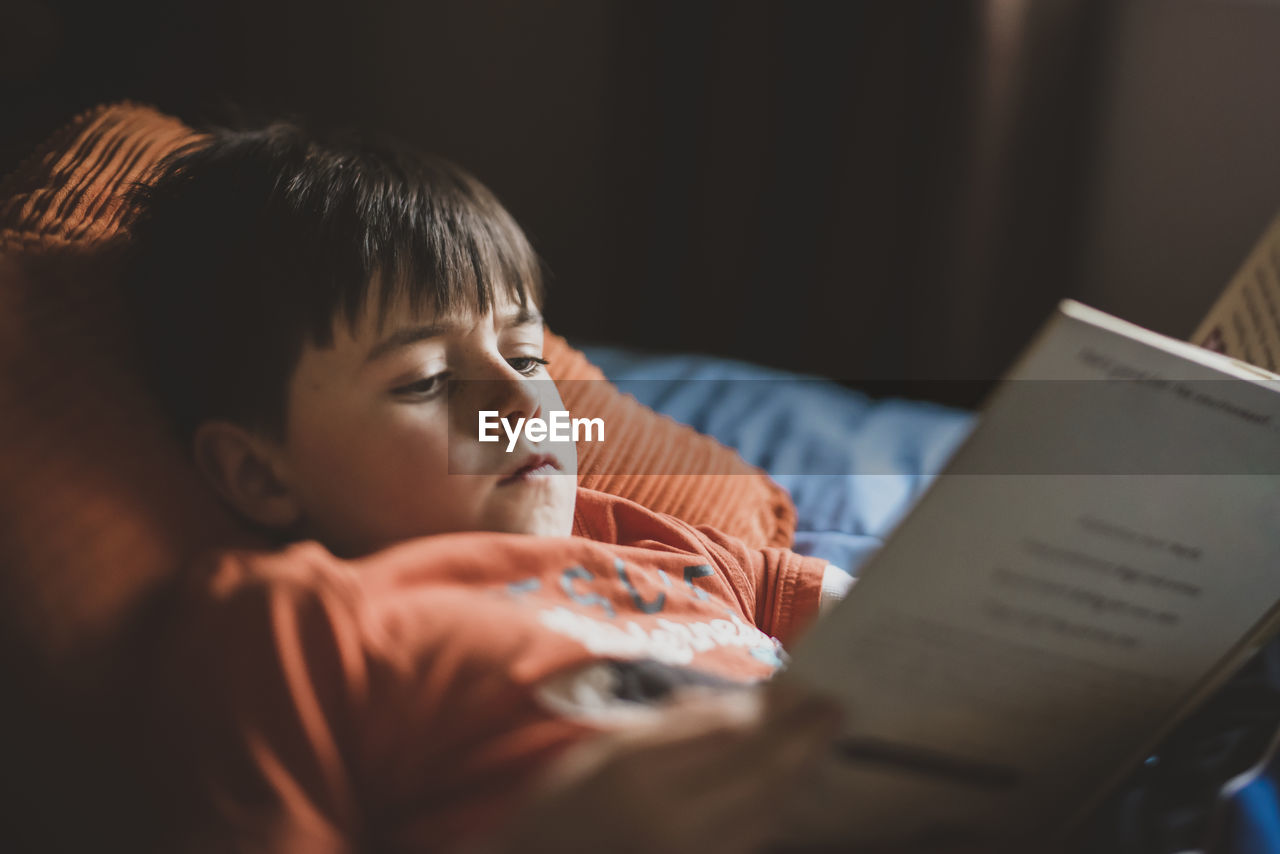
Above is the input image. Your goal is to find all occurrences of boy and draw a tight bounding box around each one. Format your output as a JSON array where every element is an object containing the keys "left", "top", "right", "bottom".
[{"left": 125, "top": 122, "right": 854, "bottom": 853}]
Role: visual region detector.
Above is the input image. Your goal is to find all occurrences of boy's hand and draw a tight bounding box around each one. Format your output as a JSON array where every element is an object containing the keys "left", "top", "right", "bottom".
[{"left": 468, "top": 686, "right": 844, "bottom": 854}]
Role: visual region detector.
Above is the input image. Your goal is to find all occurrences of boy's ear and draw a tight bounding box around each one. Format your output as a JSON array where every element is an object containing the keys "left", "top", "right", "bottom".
[{"left": 192, "top": 420, "right": 302, "bottom": 530}]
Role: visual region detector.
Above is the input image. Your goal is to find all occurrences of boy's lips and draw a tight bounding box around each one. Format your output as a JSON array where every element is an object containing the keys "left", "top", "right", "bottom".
[{"left": 497, "top": 453, "right": 562, "bottom": 486}]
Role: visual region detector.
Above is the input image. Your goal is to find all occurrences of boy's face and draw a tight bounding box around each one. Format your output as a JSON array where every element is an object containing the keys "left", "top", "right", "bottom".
[{"left": 266, "top": 287, "right": 578, "bottom": 557}]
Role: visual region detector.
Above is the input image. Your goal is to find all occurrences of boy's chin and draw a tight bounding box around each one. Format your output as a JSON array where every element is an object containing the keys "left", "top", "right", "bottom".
[{"left": 484, "top": 478, "right": 577, "bottom": 537}]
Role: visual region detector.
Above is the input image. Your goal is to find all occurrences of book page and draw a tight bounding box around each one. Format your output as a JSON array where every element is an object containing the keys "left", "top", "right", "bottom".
[
  {"left": 780, "top": 303, "right": 1280, "bottom": 849},
  {"left": 1193, "top": 211, "right": 1280, "bottom": 370}
]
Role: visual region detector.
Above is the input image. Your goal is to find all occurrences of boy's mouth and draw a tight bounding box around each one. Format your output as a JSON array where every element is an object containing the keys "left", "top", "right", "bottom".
[{"left": 497, "top": 453, "right": 562, "bottom": 486}]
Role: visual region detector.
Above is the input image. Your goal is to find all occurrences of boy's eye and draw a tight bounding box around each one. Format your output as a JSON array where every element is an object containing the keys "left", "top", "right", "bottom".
[
  {"left": 508, "top": 356, "right": 550, "bottom": 377},
  {"left": 393, "top": 372, "right": 449, "bottom": 398}
]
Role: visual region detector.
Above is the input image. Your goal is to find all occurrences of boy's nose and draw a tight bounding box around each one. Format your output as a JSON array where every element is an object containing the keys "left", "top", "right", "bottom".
[{"left": 475, "top": 363, "right": 542, "bottom": 426}]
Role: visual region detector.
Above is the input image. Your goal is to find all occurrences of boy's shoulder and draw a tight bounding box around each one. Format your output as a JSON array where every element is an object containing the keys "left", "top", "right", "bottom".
[{"left": 172, "top": 540, "right": 370, "bottom": 649}]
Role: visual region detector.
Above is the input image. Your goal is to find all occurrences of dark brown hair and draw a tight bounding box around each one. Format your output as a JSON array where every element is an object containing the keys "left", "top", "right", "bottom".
[{"left": 123, "top": 120, "right": 543, "bottom": 443}]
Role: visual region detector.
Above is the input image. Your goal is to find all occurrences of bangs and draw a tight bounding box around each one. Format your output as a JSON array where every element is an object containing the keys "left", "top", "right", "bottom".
[{"left": 295, "top": 135, "right": 545, "bottom": 341}]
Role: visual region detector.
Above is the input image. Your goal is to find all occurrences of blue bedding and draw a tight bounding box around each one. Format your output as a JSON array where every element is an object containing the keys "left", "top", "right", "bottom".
[
  {"left": 583, "top": 345, "right": 1280, "bottom": 854},
  {"left": 580, "top": 346, "right": 974, "bottom": 573}
]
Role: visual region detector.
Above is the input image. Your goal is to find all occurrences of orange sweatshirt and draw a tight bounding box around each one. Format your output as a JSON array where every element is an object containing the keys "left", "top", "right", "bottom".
[{"left": 144, "top": 487, "right": 829, "bottom": 853}]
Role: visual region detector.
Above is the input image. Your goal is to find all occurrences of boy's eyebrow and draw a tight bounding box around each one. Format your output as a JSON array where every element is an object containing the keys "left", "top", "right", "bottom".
[{"left": 364, "top": 307, "right": 543, "bottom": 363}]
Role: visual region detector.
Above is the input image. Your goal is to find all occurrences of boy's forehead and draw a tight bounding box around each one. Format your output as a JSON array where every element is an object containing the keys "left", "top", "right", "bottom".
[{"left": 366, "top": 293, "right": 445, "bottom": 338}]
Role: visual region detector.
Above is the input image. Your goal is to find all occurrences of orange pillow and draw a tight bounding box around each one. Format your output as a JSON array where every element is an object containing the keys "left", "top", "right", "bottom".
[
  {"left": 544, "top": 333, "right": 795, "bottom": 547},
  {"left": 0, "top": 103, "right": 796, "bottom": 675}
]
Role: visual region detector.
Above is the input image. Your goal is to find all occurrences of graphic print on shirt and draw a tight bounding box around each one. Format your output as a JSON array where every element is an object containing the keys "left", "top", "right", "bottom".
[
  {"left": 533, "top": 657, "right": 755, "bottom": 724},
  {"left": 503, "top": 555, "right": 788, "bottom": 679}
]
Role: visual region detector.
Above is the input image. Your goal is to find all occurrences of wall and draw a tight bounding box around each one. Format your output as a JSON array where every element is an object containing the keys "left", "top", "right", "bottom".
[{"left": 1077, "top": 0, "right": 1280, "bottom": 339}]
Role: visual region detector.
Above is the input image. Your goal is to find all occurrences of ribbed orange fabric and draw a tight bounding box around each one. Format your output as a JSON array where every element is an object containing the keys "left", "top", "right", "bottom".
[
  {"left": 0, "top": 105, "right": 242, "bottom": 676},
  {"left": 546, "top": 333, "right": 796, "bottom": 549},
  {"left": 0, "top": 102, "right": 204, "bottom": 250},
  {"left": 0, "top": 102, "right": 796, "bottom": 678}
]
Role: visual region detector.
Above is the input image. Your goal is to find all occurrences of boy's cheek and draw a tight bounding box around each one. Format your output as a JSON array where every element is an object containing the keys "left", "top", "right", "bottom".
[{"left": 450, "top": 428, "right": 507, "bottom": 476}]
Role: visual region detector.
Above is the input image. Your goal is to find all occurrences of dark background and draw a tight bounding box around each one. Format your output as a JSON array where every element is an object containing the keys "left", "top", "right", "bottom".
[{"left": 5, "top": 0, "right": 1280, "bottom": 406}]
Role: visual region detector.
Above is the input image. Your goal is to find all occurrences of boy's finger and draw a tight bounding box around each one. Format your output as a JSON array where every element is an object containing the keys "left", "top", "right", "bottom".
[
  {"left": 542, "top": 687, "right": 840, "bottom": 810},
  {"left": 540, "top": 691, "right": 764, "bottom": 790},
  {"left": 673, "top": 696, "right": 842, "bottom": 808},
  {"left": 654, "top": 689, "right": 841, "bottom": 784},
  {"left": 661, "top": 725, "right": 841, "bottom": 852},
  {"left": 749, "top": 691, "right": 845, "bottom": 761},
  {"left": 764, "top": 677, "right": 843, "bottom": 723}
]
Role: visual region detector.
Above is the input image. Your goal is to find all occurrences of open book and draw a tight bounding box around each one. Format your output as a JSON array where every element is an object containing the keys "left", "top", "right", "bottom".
[{"left": 780, "top": 213, "right": 1280, "bottom": 848}]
